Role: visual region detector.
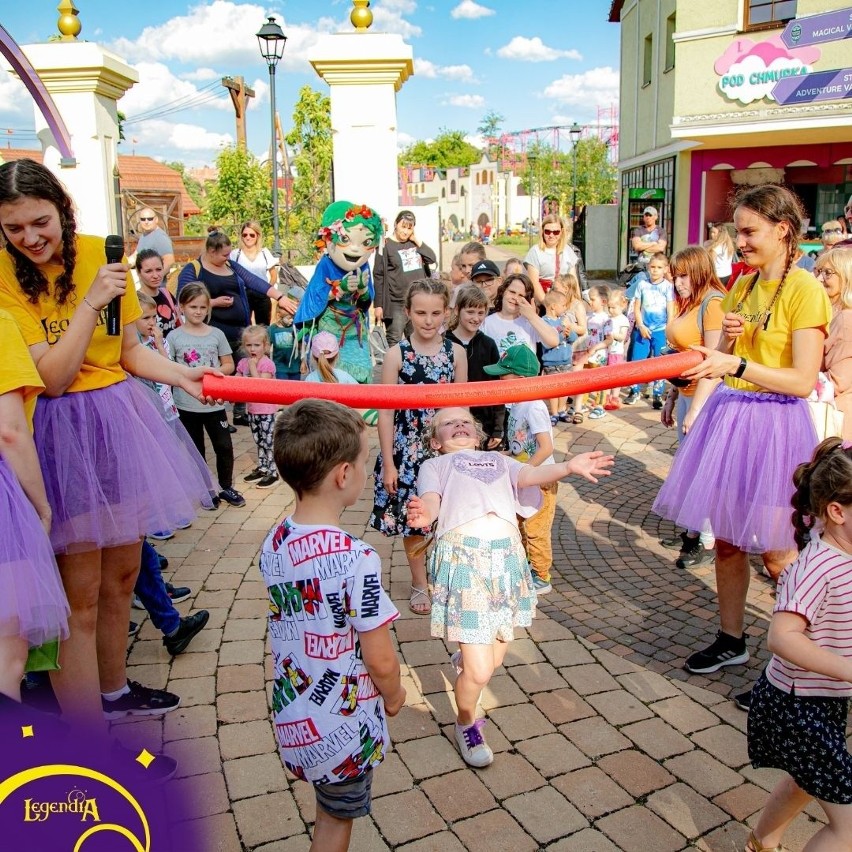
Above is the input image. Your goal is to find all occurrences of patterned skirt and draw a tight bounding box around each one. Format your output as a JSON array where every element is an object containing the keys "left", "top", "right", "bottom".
[
  {"left": 748, "top": 672, "right": 852, "bottom": 804},
  {"left": 429, "top": 530, "right": 535, "bottom": 644}
]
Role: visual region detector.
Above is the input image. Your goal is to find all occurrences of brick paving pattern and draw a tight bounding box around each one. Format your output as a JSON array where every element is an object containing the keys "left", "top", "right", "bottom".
[
  {"left": 110, "top": 392, "right": 833, "bottom": 852},
  {"left": 108, "top": 246, "right": 827, "bottom": 851}
]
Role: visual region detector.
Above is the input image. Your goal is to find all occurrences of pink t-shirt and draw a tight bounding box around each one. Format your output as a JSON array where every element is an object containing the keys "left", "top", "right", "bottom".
[
  {"left": 765, "top": 535, "right": 852, "bottom": 698},
  {"left": 236, "top": 355, "right": 279, "bottom": 415},
  {"left": 417, "top": 450, "right": 541, "bottom": 538}
]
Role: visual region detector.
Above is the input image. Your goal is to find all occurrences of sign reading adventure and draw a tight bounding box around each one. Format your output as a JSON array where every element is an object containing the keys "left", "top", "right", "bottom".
[
  {"left": 782, "top": 8, "right": 852, "bottom": 49},
  {"left": 772, "top": 67, "right": 852, "bottom": 105}
]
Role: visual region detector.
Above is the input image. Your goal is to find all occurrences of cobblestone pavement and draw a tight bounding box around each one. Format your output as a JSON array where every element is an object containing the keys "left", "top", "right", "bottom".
[{"left": 112, "top": 395, "right": 832, "bottom": 852}]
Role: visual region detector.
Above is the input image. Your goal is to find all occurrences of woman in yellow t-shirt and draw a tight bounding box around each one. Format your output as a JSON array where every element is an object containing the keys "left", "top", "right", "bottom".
[
  {"left": 0, "top": 310, "right": 69, "bottom": 703},
  {"left": 0, "top": 159, "right": 216, "bottom": 746},
  {"left": 653, "top": 185, "right": 831, "bottom": 682}
]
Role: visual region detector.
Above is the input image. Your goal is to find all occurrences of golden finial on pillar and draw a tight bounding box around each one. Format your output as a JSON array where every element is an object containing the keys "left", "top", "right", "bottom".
[
  {"left": 57, "top": 0, "right": 82, "bottom": 41},
  {"left": 350, "top": 0, "right": 373, "bottom": 31}
]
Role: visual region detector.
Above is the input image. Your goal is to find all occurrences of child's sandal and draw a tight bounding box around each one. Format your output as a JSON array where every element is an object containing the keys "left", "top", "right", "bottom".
[
  {"left": 745, "top": 831, "right": 783, "bottom": 852},
  {"left": 409, "top": 586, "right": 431, "bottom": 616},
  {"left": 572, "top": 411, "right": 585, "bottom": 424}
]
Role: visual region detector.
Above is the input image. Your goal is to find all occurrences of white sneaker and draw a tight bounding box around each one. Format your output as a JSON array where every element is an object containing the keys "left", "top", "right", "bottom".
[
  {"left": 131, "top": 595, "right": 144, "bottom": 610},
  {"left": 455, "top": 720, "right": 493, "bottom": 767}
]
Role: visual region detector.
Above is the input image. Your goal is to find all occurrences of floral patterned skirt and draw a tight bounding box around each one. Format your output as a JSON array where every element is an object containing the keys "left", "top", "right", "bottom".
[
  {"left": 748, "top": 672, "right": 852, "bottom": 804},
  {"left": 429, "top": 530, "right": 535, "bottom": 644}
]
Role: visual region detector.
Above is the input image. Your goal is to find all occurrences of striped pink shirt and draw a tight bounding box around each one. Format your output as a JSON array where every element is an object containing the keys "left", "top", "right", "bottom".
[{"left": 766, "top": 536, "right": 852, "bottom": 698}]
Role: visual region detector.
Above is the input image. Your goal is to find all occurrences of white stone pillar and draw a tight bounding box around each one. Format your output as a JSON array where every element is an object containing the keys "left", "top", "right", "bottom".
[
  {"left": 309, "top": 33, "right": 413, "bottom": 225},
  {"left": 17, "top": 41, "right": 137, "bottom": 235}
]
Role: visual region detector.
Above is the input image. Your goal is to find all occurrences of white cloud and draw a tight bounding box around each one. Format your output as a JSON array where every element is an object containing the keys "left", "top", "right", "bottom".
[
  {"left": 543, "top": 66, "right": 620, "bottom": 111},
  {"left": 397, "top": 131, "right": 416, "bottom": 150},
  {"left": 445, "top": 94, "right": 485, "bottom": 109},
  {"left": 414, "top": 59, "right": 474, "bottom": 82},
  {"left": 451, "top": 1, "right": 495, "bottom": 19},
  {"left": 0, "top": 68, "right": 30, "bottom": 118},
  {"left": 119, "top": 62, "right": 231, "bottom": 118},
  {"left": 126, "top": 118, "right": 232, "bottom": 153},
  {"left": 371, "top": 0, "right": 423, "bottom": 37},
  {"left": 110, "top": 1, "right": 336, "bottom": 70},
  {"left": 497, "top": 36, "right": 582, "bottom": 62},
  {"left": 182, "top": 67, "right": 222, "bottom": 82}
]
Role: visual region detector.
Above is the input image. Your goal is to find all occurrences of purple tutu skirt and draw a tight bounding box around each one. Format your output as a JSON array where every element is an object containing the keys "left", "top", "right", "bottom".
[
  {"left": 33, "top": 378, "right": 214, "bottom": 555},
  {"left": 0, "top": 457, "right": 70, "bottom": 646},
  {"left": 652, "top": 385, "right": 817, "bottom": 553}
]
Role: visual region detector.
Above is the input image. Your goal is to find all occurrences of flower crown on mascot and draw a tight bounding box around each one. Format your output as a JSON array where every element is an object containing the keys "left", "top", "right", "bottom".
[{"left": 294, "top": 200, "right": 383, "bottom": 384}]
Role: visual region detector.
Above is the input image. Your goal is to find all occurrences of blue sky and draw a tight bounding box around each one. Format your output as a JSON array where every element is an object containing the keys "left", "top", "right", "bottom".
[{"left": 1, "top": 1, "right": 619, "bottom": 167}]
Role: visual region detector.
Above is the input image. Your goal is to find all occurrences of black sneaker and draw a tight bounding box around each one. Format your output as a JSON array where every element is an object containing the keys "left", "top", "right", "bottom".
[
  {"left": 734, "top": 689, "right": 752, "bottom": 711},
  {"left": 157, "top": 553, "right": 169, "bottom": 571},
  {"left": 165, "top": 583, "right": 191, "bottom": 604},
  {"left": 624, "top": 391, "right": 638, "bottom": 405},
  {"left": 227, "top": 424, "right": 237, "bottom": 433},
  {"left": 232, "top": 413, "right": 250, "bottom": 427},
  {"left": 243, "top": 468, "right": 264, "bottom": 482},
  {"left": 219, "top": 488, "right": 246, "bottom": 508},
  {"left": 676, "top": 542, "right": 715, "bottom": 569},
  {"left": 163, "top": 611, "right": 209, "bottom": 656},
  {"left": 652, "top": 397, "right": 664, "bottom": 410},
  {"left": 111, "top": 741, "right": 178, "bottom": 784},
  {"left": 128, "top": 621, "right": 140, "bottom": 637},
  {"left": 202, "top": 492, "right": 221, "bottom": 511},
  {"left": 102, "top": 680, "right": 181, "bottom": 720},
  {"left": 684, "top": 631, "right": 749, "bottom": 674},
  {"left": 256, "top": 473, "right": 279, "bottom": 489},
  {"left": 660, "top": 531, "right": 692, "bottom": 550}
]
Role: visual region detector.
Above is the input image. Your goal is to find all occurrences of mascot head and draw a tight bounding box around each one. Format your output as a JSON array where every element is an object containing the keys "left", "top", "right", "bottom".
[{"left": 317, "top": 201, "right": 383, "bottom": 272}]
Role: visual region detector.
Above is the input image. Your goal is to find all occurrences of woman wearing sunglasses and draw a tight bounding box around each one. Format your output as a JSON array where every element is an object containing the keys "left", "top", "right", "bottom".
[
  {"left": 523, "top": 213, "right": 587, "bottom": 305},
  {"left": 653, "top": 184, "right": 831, "bottom": 695},
  {"left": 230, "top": 220, "right": 278, "bottom": 327}
]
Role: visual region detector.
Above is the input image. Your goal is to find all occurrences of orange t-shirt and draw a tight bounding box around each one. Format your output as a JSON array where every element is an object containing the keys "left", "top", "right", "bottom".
[
  {"left": 0, "top": 234, "right": 141, "bottom": 394},
  {"left": 0, "top": 308, "right": 44, "bottom": 428},
  {"left": 667, "top": 295, "right": 724, "bottom": 396}
]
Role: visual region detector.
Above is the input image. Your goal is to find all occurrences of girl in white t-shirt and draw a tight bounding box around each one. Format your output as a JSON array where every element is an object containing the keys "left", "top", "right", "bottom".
[
  {"left": 408, "top": 407, "right": 613, "bottom": 769},
  {"left": 480, "top": 273, "right": 559, "bottom": 356},
  {"left": 747, "top": 438, "right": 852, "bottom": 852}
]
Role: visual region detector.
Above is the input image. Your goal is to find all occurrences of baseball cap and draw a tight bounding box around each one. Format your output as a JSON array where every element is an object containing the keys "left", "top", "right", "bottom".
[
  {"left": 470, "top": 259, "right": 501, "bottom": 280},
  {"left": 310, "top": 331, "right": 339, "bottom": 359},
  {"left": 483, "top": 344, "right": 540, "bottom": 378},
  {"left": 643, "top": 206, "right": 658, "bottom": 216}
]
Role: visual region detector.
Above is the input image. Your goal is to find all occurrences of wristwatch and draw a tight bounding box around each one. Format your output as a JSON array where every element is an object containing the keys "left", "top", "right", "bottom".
[{"left": 732, "top": 357, "right": 747, "bottom": 379}]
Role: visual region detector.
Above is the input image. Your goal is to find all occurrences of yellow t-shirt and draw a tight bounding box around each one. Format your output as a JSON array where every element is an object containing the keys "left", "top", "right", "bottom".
[
  {"left": 0, "top": 234, "right": 142, "bottom": 394},
  {"left": 0, "top": 308, "right": 44, "bottom": 428},
  {"left": 667, "top": 296, "right": 725, "bottom": 397},
  {"left": 721, "top": 267, "right": 831, "bottom": 393}
]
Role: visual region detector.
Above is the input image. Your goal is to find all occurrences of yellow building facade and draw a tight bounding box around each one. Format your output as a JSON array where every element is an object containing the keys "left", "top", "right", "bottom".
[{"left": 610, "top": 0, "right": 852, "bottom": 267}]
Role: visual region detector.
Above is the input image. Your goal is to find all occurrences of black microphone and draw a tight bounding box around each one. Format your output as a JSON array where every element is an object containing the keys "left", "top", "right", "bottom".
[{"left": 104, "top": 235, "right": 125, "bottom": 336}]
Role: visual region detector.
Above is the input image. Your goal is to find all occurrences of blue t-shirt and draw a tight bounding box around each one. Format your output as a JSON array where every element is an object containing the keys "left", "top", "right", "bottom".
[
  {"left": 634, "top": 278, "right": 674, "bottom": 333},
  {"left": 540, "top": 315, "right": 577, "bottom": 367}
]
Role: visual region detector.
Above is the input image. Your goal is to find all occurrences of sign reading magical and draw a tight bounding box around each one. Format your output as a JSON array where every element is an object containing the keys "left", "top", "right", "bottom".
[{"left": 714, "top": 7, "right": 852, "bottom": 105}]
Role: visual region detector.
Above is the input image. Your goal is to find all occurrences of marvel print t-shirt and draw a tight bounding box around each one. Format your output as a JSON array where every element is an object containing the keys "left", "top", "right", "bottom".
[{"left": 258, "top": 519, "right": 399, "bottom": 784}]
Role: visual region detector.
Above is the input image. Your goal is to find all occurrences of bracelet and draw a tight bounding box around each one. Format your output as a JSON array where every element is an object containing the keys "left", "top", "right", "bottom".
[
  {"left": 82, "top": 296, "right": 101, "bottom": 313},
  {"left": 732, "top": 357, "right": 748, "bottom": 379}
]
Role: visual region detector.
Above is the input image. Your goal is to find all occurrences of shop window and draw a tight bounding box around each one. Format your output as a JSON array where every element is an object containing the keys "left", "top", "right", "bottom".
[
  {"left": 642, "top": 34, "right": 653, "bottom": 87},
  {"left": 745, "top": 0, "right": 797, "bottom": 31},
  {"left": 664, "top": 14, "right": 676, "bottom": 72}
]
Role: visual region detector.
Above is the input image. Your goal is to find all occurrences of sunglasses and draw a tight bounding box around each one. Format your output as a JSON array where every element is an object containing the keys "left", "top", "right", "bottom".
[
  {"left": 242, "top": 231, "right": 257, "bottom": 238},
  {"left": 543, "top": 229, "right": 561, "bottom": 236},
  {"left": 822, "top": 228, "right": 842, "bottom": 236},
  {"left": 139, "top": 216, "right": 155, "bottom": 222}
]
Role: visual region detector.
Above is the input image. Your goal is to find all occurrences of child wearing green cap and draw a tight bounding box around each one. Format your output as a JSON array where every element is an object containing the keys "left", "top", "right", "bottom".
[{"left": 484, "top": 344, "right": 558, "bottom": 594}]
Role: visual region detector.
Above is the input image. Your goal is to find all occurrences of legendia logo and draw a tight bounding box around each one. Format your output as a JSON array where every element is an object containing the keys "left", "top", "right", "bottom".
[{"left": 23, "top": 788, "right": 100, "bottom": 823}]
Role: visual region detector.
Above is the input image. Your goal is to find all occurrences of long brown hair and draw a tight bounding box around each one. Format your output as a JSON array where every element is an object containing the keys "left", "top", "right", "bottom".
[
  {"left": 0, "top": 158, "right": 78, "bottom": 306},
  {"left": 669, "top": 246, "right": 726, "bottom": 316},
  {"left": 494, "top": 272, "right": 534, "bottom": 313}
]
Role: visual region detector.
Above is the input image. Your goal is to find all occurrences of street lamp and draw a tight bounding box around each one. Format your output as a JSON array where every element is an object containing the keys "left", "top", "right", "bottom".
[
  {"left": 256, "top": 16, "right": 287, "bottom": 257},
  {"left": 570, "top": 121, "right": 582, "bottom": 226}
]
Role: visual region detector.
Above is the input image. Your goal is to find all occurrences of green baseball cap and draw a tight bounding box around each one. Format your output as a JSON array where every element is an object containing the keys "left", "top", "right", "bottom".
[{"left": 483, "top": 344, "right": 540, "bottom": 378}]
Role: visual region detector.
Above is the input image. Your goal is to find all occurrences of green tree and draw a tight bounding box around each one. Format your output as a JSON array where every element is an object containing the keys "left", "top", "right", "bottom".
[
  {"left": 166, "top": 160, "right": 206, "bottom": 209},
  {"left": 285, "top": 85, "right": 332, "bottom": 262},
  {"left": 206, "top": 146, "right": 271, "bottom": 235},
  {"left": 398, "top": 129, "right": 481, "bottom": 169}
]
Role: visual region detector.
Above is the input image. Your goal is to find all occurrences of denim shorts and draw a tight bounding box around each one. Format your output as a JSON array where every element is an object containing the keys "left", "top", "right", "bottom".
[{"left": 314, "top": 767, "right": 374, "bottom": 819}]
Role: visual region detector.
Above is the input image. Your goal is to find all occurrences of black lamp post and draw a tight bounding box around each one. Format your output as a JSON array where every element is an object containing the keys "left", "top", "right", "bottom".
[
  {"left": 256, "top": 16, "right": 287, "bottom": 256},
  {"left": 570, "top": 121, "right": 582, "bottom": 225}
]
